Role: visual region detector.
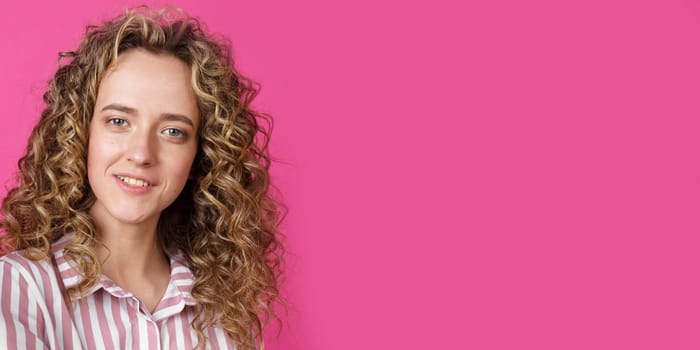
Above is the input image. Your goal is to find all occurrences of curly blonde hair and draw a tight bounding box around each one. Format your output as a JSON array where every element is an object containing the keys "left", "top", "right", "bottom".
[{"left": 0, "top": 7, "right": 283, "bottom": 350}]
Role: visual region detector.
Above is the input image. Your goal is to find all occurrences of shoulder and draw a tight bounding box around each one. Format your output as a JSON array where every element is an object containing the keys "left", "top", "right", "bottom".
[
  {"left": 0, "top": 251, "right": 54, "bottom": 280},
  {"left": 0, "top": 251, "right": 63, "bottom": 301},
  {"left": 0, "top": 251, "right": 70, "bottom": 348}
]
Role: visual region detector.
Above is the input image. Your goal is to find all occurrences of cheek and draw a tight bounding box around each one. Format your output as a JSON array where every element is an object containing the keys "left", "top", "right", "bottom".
[
  {"left": 87, "top": 134, "right": 119, "bottom": 176},
  {"left": 86, "top": 139, "right": 100, "bottom": 176},
  {"left": 163, "top": 147, "right": 197, "bottom": 184},
  {"left": 86, "top": 138, "right": 105, "bottom": 193},
  {"left": 87, "top": 139, "right": 104, "bottom": 170}
]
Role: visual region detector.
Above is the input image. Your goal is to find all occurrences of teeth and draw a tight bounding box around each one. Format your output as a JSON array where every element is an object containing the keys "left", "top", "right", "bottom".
[{"left": 117, "top": 176, "right": 151, "bottom": 187}]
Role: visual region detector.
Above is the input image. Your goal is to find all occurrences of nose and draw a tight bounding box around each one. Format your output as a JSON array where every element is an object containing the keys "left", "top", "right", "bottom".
[{"left": 125, "top": 129, "right": 156, "bottom": 167}]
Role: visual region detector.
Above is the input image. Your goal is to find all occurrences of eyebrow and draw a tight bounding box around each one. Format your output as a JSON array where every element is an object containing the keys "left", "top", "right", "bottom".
[
  {"left": 100, "top": 103, "right": 195, "bottom": 128},
  {"left": 101, "top": 103, "right": 136, "bottom": 115}
]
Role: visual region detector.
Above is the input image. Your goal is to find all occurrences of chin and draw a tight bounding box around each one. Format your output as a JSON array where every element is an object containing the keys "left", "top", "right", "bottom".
[
  {"left": 110, "top": 210, "right": 157, "bottom": 226},
  {"left": 117, "top": 217, "right": 150, "bottom": 225}
]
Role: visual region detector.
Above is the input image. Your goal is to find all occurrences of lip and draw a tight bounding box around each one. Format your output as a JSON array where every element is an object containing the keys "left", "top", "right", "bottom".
[
  {"left": 113, "top": 172, "right": 158, "bottom": 186},
  {"left": 113, "top": 173, "right": 157, "bottom": 194}
]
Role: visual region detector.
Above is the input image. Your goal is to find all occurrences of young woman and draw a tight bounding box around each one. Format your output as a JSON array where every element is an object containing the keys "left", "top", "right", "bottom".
[{"left": 0, "top": 7, "right": 283, "bottom": 350}]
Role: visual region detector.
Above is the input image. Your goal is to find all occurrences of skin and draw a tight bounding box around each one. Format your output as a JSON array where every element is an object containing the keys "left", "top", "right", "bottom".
[{"left": 87, "top": 49, "right": 200, "bottom": 312}]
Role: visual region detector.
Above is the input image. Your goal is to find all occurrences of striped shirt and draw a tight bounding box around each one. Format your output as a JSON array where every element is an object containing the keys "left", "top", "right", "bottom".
[{"left": 0, "top": 235, "right": 237, "bottom": 349}]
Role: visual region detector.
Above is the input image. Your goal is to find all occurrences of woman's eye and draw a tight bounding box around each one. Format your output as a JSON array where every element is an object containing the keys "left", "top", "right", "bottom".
[
  {"left": 107, "top": 118, "right": 128, "bottom": 127},
  {"left": 163, "top": 128, "right": 185, "bottom": 138}
]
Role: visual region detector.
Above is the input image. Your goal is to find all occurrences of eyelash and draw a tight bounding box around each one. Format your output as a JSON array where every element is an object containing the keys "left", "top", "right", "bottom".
[
  {"left": 107, "top": 118, "right": 128, "bottom": 127},
  {"left": 106, "top": 118, "right": 187, "bottom": 138},
  {"left": 163, "top": 128, "right": 186, "bottom": 138}
]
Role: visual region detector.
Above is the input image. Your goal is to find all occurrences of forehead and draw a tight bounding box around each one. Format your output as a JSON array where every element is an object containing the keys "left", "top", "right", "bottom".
[{"left": 94, "top": 49, "right": 200, "bottom": 126}]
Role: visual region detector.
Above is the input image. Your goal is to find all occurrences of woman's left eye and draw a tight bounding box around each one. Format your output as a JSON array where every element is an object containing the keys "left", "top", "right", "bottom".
[{"left": 163, "top": 128, "right": 185, "bottom": 137}]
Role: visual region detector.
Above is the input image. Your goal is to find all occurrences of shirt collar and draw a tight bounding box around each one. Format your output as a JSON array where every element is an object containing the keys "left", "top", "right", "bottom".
[{"left": 52, "top": 234, "right": 197, "bottom": 306}]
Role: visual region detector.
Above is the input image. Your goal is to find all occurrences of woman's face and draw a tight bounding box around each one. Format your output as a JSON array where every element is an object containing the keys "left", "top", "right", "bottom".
[{"left": 87, "top": 49, "right": 200, "bottom": 229}]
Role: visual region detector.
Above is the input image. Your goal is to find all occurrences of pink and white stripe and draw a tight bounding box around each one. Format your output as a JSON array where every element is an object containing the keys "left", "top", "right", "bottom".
[{"left": 0, "top": 235, "right": 237, "bottom": 349}]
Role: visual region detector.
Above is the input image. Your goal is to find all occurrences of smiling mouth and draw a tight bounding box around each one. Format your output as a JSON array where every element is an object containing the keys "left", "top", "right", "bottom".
[{"left": 116, "top": 175, "right": 153, "bottom": 187}]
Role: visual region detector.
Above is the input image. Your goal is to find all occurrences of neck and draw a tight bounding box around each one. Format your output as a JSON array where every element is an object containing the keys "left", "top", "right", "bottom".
[
  {"left": 96, "top": 225, "right": 167, "bottom": 274},
  {"left": 88, "top": 205, "right": 172, "bottom": 313},
  {"left": 89, "top": 207, "right": 169, "bottom": 281}
]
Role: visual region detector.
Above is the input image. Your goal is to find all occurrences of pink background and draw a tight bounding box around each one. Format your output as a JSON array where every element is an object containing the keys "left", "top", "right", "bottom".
[{"left": 2, "top": 0, "right": 700, "bottom": 349}]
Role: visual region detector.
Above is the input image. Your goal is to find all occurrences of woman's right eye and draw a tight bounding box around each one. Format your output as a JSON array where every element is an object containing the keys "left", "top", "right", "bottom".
[{"left": 107, "top": 118, "right": 128, "bottom": 127}]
